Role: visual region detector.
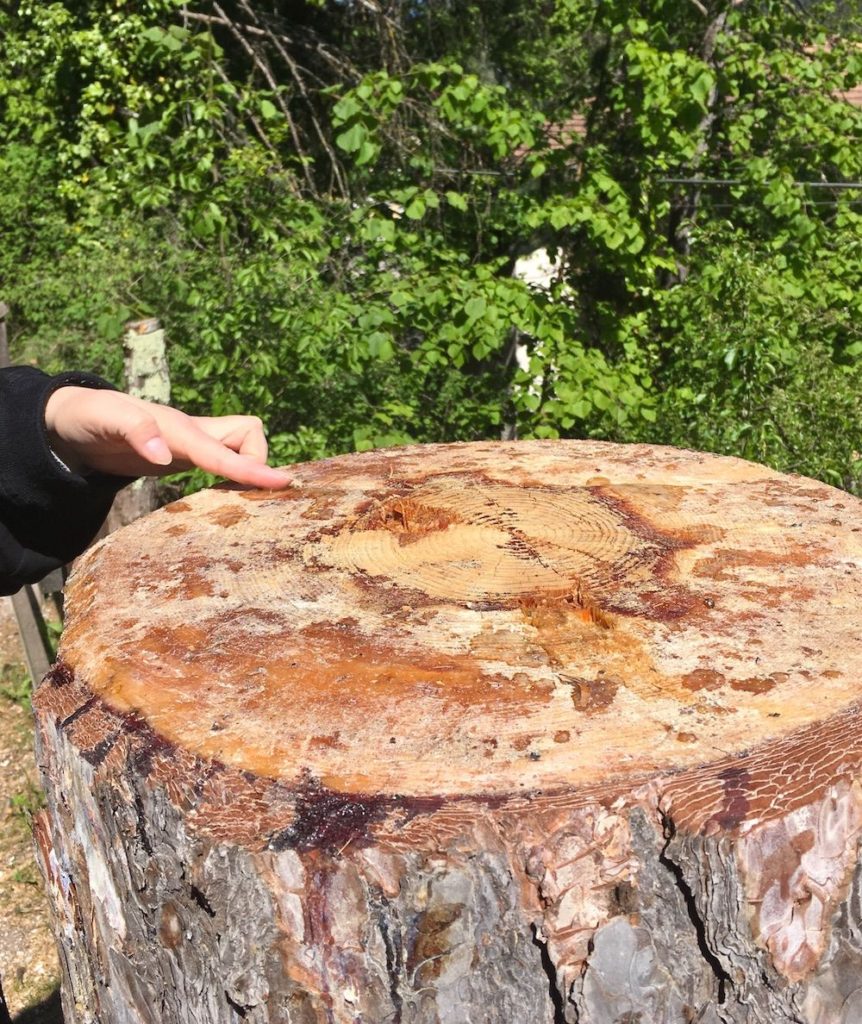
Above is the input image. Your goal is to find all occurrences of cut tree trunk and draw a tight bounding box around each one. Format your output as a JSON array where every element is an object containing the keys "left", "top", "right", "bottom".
[{"left": 32, "top": 441, "right": 862, "bottom": 1024}]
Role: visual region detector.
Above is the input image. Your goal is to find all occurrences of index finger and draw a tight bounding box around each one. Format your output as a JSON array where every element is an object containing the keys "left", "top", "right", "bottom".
[
  {"left": 193, "top": 415, "right": 271, "bottom": 463},
  {"left": 181, "top": 426, "right": 293, "bottom": 489}
]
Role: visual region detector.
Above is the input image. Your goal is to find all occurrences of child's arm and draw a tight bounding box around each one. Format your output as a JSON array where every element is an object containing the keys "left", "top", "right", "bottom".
[
  {"left": 44, "top": 387, "right": 291, "bottom": 488},
  {"left": 0, "top": 367, "right": 290, "bottom": 594}
]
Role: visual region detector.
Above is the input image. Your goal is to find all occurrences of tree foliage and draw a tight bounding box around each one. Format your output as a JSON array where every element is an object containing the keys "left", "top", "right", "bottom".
[{"left": 1, "top": 0, "right": 861, "bottom": 488}]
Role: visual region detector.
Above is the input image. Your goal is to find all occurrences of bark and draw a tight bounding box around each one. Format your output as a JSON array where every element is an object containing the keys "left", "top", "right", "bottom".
[{"left": 32, "top": 440, "right": 862, "bottom": 1023}]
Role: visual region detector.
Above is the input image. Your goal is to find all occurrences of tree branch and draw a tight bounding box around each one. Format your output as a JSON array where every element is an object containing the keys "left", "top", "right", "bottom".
[{"left": 234, "top": 0, "right": 349, "bottom": 198}]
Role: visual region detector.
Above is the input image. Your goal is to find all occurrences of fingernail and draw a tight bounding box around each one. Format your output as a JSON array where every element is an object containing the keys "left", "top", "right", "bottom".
[
  {"left": 267, "top": 471, "right": 297, "bottom": 489},
  {"left": 144, "top": 436, "right": 173, "bottom": 466},
  {"left": 268, "top": 474, "right": 295, "bottom": 488}
]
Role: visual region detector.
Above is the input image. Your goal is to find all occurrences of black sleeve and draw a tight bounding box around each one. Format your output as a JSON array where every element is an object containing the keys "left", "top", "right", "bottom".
[{"left": 0, "top": 367, "right": 133, "bottom": 595}]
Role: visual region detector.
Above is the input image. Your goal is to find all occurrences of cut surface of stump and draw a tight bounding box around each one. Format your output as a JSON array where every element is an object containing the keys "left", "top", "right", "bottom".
[{"left": 33, "top": 441, "right": 862, "bottom": 1024}]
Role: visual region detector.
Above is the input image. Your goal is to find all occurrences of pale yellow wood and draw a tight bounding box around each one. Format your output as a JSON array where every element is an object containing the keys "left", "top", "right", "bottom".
[{"left": 60, "top": 440, "right": 862, "bottom": 805}]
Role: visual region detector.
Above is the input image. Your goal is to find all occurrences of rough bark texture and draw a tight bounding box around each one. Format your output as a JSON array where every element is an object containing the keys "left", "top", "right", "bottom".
[{"left": 32, "top": 441, "right": 862, "bottom": 1023}]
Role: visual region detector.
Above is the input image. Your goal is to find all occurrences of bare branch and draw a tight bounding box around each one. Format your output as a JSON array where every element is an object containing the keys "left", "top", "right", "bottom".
[
  {"left": 189, "top": 3, "right": 350, "bottom": 198},
  {"left": 234, "top": 0, "right": 349, "bottom": 198},
  {"left": 668, "top": 6, "right": 732, "bottom": 279},
  {"left": 209, "top": 60, "right": 283, "bottom": 162},
  {"left": 183, "top": 10, "right": 270, "bottom": 39},
  {"left": 208, "top": 3, "right": 323, "bottom": 192},
  {"left": 183, "top": 8, "right": 355, "bottom": 82}
]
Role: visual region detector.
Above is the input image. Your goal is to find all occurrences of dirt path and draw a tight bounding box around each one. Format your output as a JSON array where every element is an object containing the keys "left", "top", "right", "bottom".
[{"left": 0, "top": 598, "right": 62, "bottom": 1022}]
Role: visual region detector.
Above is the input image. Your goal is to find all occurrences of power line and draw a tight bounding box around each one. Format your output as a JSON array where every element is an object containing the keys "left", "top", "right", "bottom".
[
  {"left": 659, "top": 177, "right": 862, "bottom": 188},
  {"left": 708, "top": 200, "right": 862, "bottom": 209}
]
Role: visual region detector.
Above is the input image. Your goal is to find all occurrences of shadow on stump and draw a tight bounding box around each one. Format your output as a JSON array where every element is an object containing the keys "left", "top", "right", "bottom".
[{"left": 13, "top": 990, "right": 63, "bottom": 1024}]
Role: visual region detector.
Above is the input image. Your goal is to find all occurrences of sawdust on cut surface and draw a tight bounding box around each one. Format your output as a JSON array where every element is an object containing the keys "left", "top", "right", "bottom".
[{"left": 0, "top": 597, "right": 62, "bottom": 1022}]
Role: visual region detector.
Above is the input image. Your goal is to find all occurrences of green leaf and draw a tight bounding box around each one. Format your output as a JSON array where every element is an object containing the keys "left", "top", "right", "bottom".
[
  {"left": 355, "top": 139, "right": 378, "bottom": 166},
  {"left": 159, "top": 31, "right": 183, "bottom": 52},
  {"left": 361, "top": 217, "right": 394, "bottom": 243},
  {"left": 141, "top": 25, "right": 186, "bottom": 50},
  {"left": 335, "top": 123, "right": 366, "bottom": 154},
  {"left": 332, "top": 96, "right": 361, "bottom": 123},
  {"left": 690, "top": 70, "right": 714, "bottom": 109},
  {"left": 404, "top": 196, "right": 426, "bottom": 219},
  {"left": 465, "top": 296, "right": 487, "bottom": 320},
  {"left": 367, "top": 332, "right": 395, "bottom": 360}
]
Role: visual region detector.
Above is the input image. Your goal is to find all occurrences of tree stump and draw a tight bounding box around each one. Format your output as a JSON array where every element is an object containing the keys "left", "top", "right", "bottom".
[{"left": 32, "top": 441, "right": 862, "bottom": 1024}]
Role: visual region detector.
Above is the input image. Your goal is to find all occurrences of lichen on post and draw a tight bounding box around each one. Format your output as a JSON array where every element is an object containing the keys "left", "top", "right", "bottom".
[
  {"left": 32, "top": 441, "right": 862, "bottom": 1023},
  {"left": 105, "top": 318, "right": 172, "bottom": 533}
]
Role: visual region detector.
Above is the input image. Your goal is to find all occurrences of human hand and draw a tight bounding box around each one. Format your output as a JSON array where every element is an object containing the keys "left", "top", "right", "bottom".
[{"left": 45, "top": 387, "right": 293, "bottom": 489}]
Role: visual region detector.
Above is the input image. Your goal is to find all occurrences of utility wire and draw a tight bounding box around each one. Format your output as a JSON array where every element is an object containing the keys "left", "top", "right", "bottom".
[
  {"left": 659, "top": 177, "right": 862, "bottom": 188},
  {"left": 707, "top": 200, "right": 862, "bottom": 208}
]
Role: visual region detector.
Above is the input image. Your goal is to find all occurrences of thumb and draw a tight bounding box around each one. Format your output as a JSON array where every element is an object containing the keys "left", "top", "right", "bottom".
[{"left": 123, "top": 413, "right": 174, "bottom": 467}]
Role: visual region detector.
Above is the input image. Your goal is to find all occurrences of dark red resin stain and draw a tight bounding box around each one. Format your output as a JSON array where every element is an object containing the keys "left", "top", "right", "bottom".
[
  {"left": 711, "top": 766, "right": 752, "bottom": 830},
  {"left": 267, "top": 773, "right": 446, "bottom": 854},
  {"left": 46, "top": 662, "right": 74, "bottom": 688}
]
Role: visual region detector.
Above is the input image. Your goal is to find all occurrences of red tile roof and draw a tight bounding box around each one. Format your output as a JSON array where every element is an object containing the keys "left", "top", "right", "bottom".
[
  {"left": 544, "top": 113, "right": 587, "bottom": 148},
  {"left": 518, "top": 79, "right": 861, "bottom": 159},
  {"left": 838, "top": 84, "right": 862, "bottom": 107}
]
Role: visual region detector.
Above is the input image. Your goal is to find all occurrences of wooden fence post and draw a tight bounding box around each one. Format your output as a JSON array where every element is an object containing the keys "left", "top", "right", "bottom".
[
  {"left": 0, "top": 301, "right": 9, "bottom": 366},
  {"left": 104, "top": 317, "right": 171, "bottom": 532}
]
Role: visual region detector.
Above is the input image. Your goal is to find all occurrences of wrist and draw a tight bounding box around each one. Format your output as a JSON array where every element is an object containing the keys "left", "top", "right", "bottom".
[{"left": 44, "top": 387, "right": 88, "bottom": 474}]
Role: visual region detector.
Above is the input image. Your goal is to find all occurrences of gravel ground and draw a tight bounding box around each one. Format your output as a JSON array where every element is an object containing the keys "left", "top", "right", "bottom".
[{"left": 0, "top": 598, "right": 63, "bottom": 1022}]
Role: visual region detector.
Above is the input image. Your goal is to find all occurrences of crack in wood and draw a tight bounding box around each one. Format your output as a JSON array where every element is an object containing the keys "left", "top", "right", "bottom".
[
  {"left": 133, "top": 790, "right": 154, "bottom": 857},
  {"left": 224, "top": 990, "right": 251, "bottom": 1018},
  {"left": 369, "top": 886, "right": 404, "bottom": 1023},
  {"left": 190, "top": 884, "right": 216, "bottom": 919},
  {"left": 60, "top": 694, "right": 97, "bottom": 730},
  {"left": 659, "top": 812, "right": 732, "bottom": 1005},
  {"left": 530, "top": 922, "right": 567, "bottom": 1024}
]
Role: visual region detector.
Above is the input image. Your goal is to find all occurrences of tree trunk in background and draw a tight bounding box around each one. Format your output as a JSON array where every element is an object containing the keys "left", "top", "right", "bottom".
[
  {"left": 32, "top": 440, "right": 862, "bottom": 1023},
  {"left": 104, "top": 318, "right": 171, "bottom": 533}
]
